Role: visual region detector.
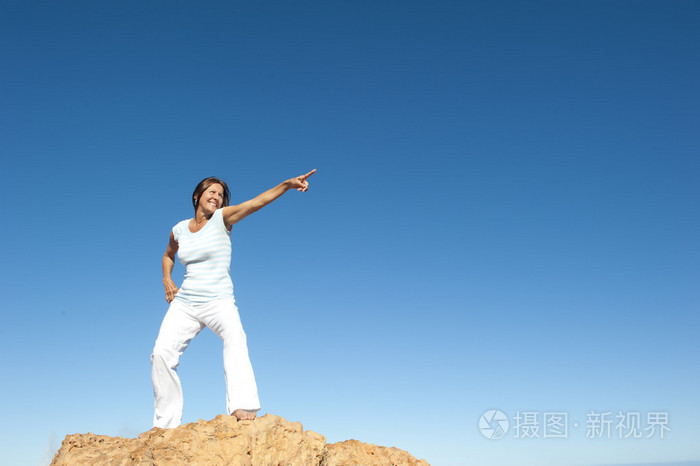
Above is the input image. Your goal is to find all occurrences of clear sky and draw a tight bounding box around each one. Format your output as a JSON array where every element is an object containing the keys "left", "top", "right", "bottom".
[{"left": 1, "top": 1, "right": 698, "bottom": 465}]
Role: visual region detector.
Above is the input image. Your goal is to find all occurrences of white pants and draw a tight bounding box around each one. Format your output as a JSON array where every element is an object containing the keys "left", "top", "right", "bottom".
[{"left": 150, "top": 297, "right": 260, "bottom": 428}]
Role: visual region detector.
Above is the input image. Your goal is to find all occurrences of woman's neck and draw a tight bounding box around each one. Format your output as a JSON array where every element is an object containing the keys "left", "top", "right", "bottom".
[{"left": 194, "top": 210, "right": 213, "bottom": 225}]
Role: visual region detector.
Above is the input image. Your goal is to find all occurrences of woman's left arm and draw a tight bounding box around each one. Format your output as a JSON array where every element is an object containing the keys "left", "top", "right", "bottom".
[{"left": 222, "top": 169, "right": 316, "bottom": 229}]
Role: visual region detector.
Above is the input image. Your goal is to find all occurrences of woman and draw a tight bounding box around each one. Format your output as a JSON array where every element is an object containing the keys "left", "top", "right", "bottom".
[{"left": 148, "top": 169, "right": 316, "bottom": 431}]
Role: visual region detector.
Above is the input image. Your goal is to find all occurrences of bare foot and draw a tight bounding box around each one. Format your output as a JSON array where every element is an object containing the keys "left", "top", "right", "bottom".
[
  {"left": 232, "top": 409, "right": 257, "bottom": 421},
  {"left": 138, "top": 427, "right": 160, "bottom": 439}
]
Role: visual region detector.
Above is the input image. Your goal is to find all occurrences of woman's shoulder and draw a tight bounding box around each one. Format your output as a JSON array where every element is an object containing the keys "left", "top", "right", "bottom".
[
  {"left": 172, "top": 218, "right": 192, "bottom": 238},
  {"left": 212, "top": 209, "right": 231, "bottom": 233},
  {"left": 173, "top": 218, "right": 192, "bottom": 229}
]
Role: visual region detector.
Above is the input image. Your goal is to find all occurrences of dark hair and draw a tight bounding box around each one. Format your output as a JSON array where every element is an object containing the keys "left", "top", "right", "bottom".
[{"left": 192, "top": 177, "right": 231, "bottom": 212}]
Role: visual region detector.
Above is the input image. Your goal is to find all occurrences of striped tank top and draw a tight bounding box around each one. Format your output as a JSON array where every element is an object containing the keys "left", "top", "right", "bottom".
[{"left": 172, "top": 209, "right": 234, "bottom": 304}]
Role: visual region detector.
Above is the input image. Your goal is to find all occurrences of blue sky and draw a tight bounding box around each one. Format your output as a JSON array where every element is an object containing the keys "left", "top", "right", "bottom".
[{"left": 1, "top": 1, "right": 698, "bottom": 465}]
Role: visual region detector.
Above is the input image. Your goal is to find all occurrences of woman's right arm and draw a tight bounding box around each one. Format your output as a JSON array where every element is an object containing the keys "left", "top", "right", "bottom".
[{"left": 162, "top": 232, "right": 179, "bottom": 303}]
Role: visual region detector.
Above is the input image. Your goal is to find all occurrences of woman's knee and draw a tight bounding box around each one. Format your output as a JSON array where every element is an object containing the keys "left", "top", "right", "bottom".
[{"left": 151, "top": 344, "right": 179, "bottom": 368}]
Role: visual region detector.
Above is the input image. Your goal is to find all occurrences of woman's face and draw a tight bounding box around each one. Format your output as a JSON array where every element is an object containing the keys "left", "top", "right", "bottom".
[{"left": 197, "top": 183, "right": 225, "bottom": 214}]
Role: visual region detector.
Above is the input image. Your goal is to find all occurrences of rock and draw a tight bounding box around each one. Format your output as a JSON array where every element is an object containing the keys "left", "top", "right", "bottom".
[
  {"left": 51, "top": 413, "right": 430, "bottom": 465},
  {"left": 322, "top": 439, "right": 428, "bottom": 466}
]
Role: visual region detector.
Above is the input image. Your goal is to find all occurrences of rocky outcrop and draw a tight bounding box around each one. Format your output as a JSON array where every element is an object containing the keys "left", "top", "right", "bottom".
[{"left": 51, "top": 413, "right": 429, "bottom": 465}]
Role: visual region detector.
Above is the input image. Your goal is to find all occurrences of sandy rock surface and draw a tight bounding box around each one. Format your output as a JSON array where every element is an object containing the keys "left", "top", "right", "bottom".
[{"left": 51, "top": 413, "right": 429, "bottom": 465}]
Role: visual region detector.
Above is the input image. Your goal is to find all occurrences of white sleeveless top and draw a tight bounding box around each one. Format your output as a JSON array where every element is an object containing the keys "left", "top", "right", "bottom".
[{"left": 172, "top": 209, "right": 234, "bottom": 304}]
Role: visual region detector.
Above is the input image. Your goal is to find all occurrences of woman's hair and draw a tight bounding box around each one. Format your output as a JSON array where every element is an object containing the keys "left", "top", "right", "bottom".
[{"left": 192, "top": 177, "right": 231, "bottom": 212}]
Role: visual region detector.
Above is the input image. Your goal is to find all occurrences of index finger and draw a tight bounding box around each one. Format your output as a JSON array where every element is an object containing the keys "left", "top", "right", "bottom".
[{"left": 300, "top": 168, "right": 317, "bottom": 180}]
